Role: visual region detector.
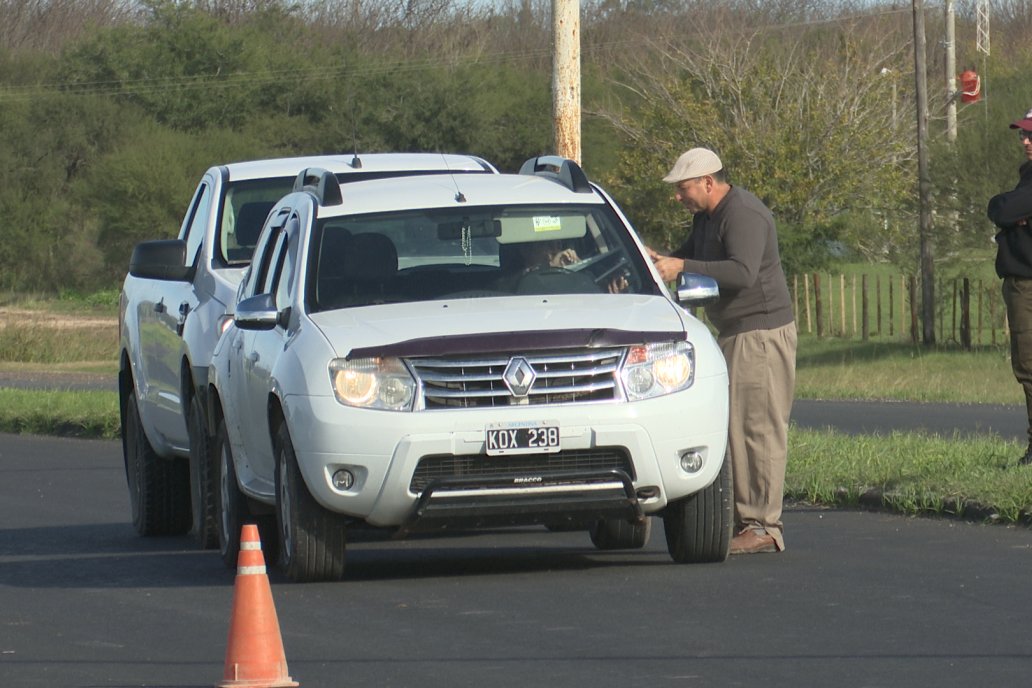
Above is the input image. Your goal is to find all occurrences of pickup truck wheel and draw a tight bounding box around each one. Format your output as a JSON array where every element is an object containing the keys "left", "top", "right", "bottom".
[
  {"left": 274, "top": 423, "right": 346, "bottom": 582},
  {"left": 215, "top": 418, "right": 247, "bottom": 568},
  {"left": 663, "top": 452, "right": 733, "bottom": 563},
  {"left": 589, "top": 517, "right": 652, "bottom": 550},
  {"left": 124, "top": 390, "right": 191, "bottom": 536},
  {"left": 188, "top": 400, "right": 218, "bottom": 550}
]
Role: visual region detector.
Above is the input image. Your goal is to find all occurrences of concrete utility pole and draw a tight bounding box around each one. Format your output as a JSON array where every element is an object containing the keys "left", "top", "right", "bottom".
[
  {"left": 552, "top": 0, "right": 581, "bottom": 163},
  {"left": 913, "top": 0, "right": 936, "bottom": 345},
  {"left": 945, "top": 0, "right": 957, "bottom": 142}
]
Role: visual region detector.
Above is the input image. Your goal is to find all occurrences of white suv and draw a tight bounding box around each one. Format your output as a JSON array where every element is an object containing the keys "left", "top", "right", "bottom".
[{"left": 207, "top": 156, "right": 730, "bottom": 581}]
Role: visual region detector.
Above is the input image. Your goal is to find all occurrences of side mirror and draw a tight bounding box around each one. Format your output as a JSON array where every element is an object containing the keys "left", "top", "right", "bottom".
[
  {"left": 676, "top": 273, "right": 719, "bottom": 306},
  {"left": 234, "top": 293, "right": 279, "bottom": 331},
  {"left": 129, "top": 240, "right": 192, "bottom": 282}
]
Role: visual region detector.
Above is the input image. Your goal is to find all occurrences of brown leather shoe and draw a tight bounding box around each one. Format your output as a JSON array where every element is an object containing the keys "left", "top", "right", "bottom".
[{"left": 730, "top": 529, "right": 778, "bottom": 554}]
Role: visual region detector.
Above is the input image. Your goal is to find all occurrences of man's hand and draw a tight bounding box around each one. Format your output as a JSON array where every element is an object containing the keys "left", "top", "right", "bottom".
[
  {"left": 648, "top": 249, "right": 685, "bottom": 283},
  {"left": 549, "top": 248, "right": 579, "bottom": 267}
]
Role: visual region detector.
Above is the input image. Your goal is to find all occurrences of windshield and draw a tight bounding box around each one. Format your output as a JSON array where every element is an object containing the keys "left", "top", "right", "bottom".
[{"left": 308, "top": 205, "right": 661, "bottom": 312}]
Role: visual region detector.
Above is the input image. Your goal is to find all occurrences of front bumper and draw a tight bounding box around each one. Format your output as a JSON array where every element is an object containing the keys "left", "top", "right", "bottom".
[{"left": 281, "top": 371, "right": 728, "bottom": 530}]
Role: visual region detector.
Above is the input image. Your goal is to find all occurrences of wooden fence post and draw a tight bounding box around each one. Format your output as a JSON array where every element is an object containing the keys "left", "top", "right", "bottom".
[
  {"left": 826, "top": 273, "right": 834, "bottom": 336},
  {"left": 888, "top": 276, "right": 895, "bottom": 337},
  {"left": 990, "top": 282, "right": 996, "bottom": 347},
  {"left": 976, "top": 279, "right": 982, "bottom": 347},
  {"left": 961, "top": 278, "right": 971, "bottom": 350},
  {"left": 839, "top": 273, "right": 846, "bottom": 337},
  {"left": 793, "top": 274, "right": 799, "bottom": 324},
  {"left": 951, "top": 278, "right": 958, "bottom": 344},
  {"left": 804, "top": 274, "right": 812, "bottom": 334},
  {"left": 861, "top": 274, "right": 869, "bottom": 341},
  {"left": 900, "top": 274, "right": 906, "bottom": 340},
  {"left": 910, "top": 275, "right": 919, "bottom": 345},
  {"left": 875, "top": 274, "right": 882, "bottom": 336},
  {"left": 814, "top": 273, "right": 823, "bottom": 337},
  {"left": 852, "top": 274, "right": 858, "bottom": 336}
]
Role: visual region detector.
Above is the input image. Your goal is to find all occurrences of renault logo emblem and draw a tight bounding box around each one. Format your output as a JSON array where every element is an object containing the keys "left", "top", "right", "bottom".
[{"left": 502, "top": 357, "right": 536, "bottom": 397}]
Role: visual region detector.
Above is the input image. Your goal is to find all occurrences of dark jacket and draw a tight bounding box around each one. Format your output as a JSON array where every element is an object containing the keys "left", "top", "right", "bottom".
[
  {"left": 990, "top": 161, "right": 1032, "bottom": 278},
  {"left": 671, "top": 186, "right": 794, "bottom": 337}
]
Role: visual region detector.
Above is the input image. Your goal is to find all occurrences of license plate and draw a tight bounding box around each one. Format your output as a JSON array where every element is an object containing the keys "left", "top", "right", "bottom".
[{"left": 485, "top": 421, "right": 560, "bottom": 456}]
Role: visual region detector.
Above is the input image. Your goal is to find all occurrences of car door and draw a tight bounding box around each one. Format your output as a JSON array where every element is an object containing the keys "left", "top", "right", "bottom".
[
  {"left": 234, "top": 213, "right": 298, "bottom": 489},
  {"left": 136, "top": 178, "right": 213, "bottom": 452}
]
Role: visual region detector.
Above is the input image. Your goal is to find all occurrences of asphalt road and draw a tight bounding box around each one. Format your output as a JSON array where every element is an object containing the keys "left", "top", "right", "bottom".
[
  {"left": 3, "top": 432, "right": 1032, "bottom": 688},
  {"left": 793, "top": 398, "right": 1028, "bottom": 442},
  {"left": 1, "top": 366, "right": 1026, "bottom": 443}
]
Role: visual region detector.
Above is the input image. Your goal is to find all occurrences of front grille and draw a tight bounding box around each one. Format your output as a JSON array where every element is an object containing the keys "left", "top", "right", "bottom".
[
  {"left": 407, "top": 347, "right": 624, "bottom": 409},
  {"left": 409, "top": 449, "right": 634, "bottom": 494}
]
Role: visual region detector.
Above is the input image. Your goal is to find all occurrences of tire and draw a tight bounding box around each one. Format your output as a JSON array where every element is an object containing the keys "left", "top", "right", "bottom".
[
  {"left": 123, "top": 389, "right": 191, "bottom": 536},
  {"left": 663, "top": 452, "right": 733, "bottom": 563},
  {"left": 275, "top": 423, "right": 347, "bottom": 582},
  {"left": 188, "top": 398, "right": 218, "bottom": 550},
  {"left": 215, "top": 418, "right": 248, "bottom": 568},
  {"left": 589, "top": 517, "right": 652, "bottom": 550}
]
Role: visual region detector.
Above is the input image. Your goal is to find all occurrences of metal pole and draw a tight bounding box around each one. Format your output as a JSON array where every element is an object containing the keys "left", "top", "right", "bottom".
[
  {"left": 913, "top": 0, "right": 936, "bottom": 345},
  {"left": 552, "top": 0, "right": 581, "bottom": 163},
  {"left": 946, "top": 0, "right": 957, "bottom": 142}
]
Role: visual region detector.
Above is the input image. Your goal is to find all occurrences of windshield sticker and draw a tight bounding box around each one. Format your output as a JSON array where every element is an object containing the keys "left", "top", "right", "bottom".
[{"left": 532, "top": 216, "right": 563, "bottom": 233}]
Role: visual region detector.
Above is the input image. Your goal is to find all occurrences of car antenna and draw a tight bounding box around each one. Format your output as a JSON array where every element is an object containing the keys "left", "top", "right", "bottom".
[
  {"left": 441, "top": 151, "right": 466, "bottom": 203},
  {"left": 349, "top": 96, "right": 362, "bottom": 169}
]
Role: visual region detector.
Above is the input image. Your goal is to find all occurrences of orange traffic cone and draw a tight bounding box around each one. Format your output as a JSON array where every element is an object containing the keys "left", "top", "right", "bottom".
[{"left": 218, "top": 524, "right": 299, "bottom": 688}]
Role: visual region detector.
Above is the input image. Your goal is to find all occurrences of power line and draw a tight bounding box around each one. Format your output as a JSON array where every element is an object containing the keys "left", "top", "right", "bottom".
[{"left": 0, "top": 4, "right": 919, "bottom": 103}]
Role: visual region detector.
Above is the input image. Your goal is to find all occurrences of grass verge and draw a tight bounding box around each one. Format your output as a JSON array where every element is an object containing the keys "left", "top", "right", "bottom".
[
  {"left": 0, "top": 388, "right": 120, "bottom": 439},
  {"left": 788, "top": 427, "right": 1032, "bottom": 524},
  {"left": 794, "top": 338, "right": 1022, "bottom": 405}
]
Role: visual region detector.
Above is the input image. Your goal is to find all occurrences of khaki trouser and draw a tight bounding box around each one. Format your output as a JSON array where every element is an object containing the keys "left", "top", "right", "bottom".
[
  {"left": 1003, "top": 277, "right": 1032, "bottom": 444},
  {"left": 718, "top": 322, "right": 797, "bottom": 551}
]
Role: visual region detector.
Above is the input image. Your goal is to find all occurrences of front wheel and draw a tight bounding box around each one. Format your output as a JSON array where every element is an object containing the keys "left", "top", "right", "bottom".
[
  {"left": 124, "top": 389, "right": 190, "bottom": 536},
  {"left": 275, "top": 423, "right": 347, "bottom": 582},
  {"left": 214, "top": 417, "right": 247, "bottom": 568},
  {"left": 663, "top": 452, "right": 733, "bottom": 563}
]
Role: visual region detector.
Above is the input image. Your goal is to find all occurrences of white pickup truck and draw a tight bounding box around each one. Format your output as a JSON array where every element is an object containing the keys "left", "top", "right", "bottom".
[{"left": 118, "top": 153, "right": 498, "bottom": 547}]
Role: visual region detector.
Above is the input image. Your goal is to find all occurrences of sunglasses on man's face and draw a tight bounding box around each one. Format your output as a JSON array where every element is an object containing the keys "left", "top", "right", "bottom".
[{"left": 1018, "top": 129, "right": 1032, "bottom": 142}]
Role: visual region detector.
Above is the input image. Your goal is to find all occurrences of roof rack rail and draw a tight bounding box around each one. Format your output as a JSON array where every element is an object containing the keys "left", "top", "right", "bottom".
[
  {"left": 518, "top": 155, "right": 593, "bottom": 194},
  {"left": 292, "top": 167, "right": 343, "bottom": 206}
]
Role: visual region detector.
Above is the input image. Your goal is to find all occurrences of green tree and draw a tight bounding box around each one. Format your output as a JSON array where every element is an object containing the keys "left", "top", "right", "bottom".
[{"left": 593, "top": 9, "right": 915, "bottom": 274}]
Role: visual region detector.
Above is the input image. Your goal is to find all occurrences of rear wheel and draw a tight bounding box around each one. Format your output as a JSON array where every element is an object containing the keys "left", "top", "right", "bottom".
[
  {"left": 663, "top": 452, "right": 733, "bottom": 563},
  {"left": 124, "top": 389, "right": 190, "bottom": 536},
  {"left": 589, "top": 517, "right": 652, "bottom": 550},
  {"left": 188, "top": 398, "right": 218, "bottom": 549},
  {"left": 275, "top": 423, "right": 347, "bottom": 582},
  {"left": 214, "top": 418, "right": 247, "bottom": 568}
]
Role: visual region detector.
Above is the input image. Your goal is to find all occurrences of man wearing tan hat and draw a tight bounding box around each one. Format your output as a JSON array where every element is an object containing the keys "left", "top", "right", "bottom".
[
  {"left": 988, "top": 108, "right": 1032, "bottom": 465},
  {"left": 649, "top": 147, "right": 797, "bottom": 554}
]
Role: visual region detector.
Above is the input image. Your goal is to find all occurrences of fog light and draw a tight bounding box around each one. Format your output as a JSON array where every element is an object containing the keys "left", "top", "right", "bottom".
[
  {"left": 679, "top": 450, "right": 704, "bottom": 474},
  {"left": 331, "top": 469, "right": 355, "bottom": 491}
]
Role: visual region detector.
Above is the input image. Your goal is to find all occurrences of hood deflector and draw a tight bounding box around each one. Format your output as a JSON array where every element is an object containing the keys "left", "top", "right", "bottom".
[{"left": 346, "top": 328, "right": 685, "bottom": 360}]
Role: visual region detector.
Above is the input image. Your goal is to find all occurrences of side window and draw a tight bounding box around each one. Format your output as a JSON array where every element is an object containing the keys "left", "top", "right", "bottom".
[
  {"left": 274, "top": 217, "right": 300, "bottom": 311},
  {"left": 261, "top": 233, "right": 287, "bottom": 297},
  {"left": 180, "top": 182, "right": 213, "bottom": 268},
  {"left": 247, "top": 228, "right": 282, "bottom": 298},
  {"left": 242, "top": 211, "right": 289, "bottom": 298}
]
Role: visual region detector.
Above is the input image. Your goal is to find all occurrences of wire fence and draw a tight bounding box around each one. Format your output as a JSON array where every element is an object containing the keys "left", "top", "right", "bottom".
[{"left": 790, "top": 273, "right": 1008, "bottom": 348}]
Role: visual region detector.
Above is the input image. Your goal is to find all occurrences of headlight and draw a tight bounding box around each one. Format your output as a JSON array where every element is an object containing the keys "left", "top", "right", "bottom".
[
  {"left": 621, "top": 341, "right": 694, "bottom": 400},
  {"left": 329, "top": 357, "right": 416, "bottom": 411}
]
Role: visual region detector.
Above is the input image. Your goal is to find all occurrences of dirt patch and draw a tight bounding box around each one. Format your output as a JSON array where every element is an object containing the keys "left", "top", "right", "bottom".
[{"left": 0, "top": 307, "right": 117, "bottom": 330}]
